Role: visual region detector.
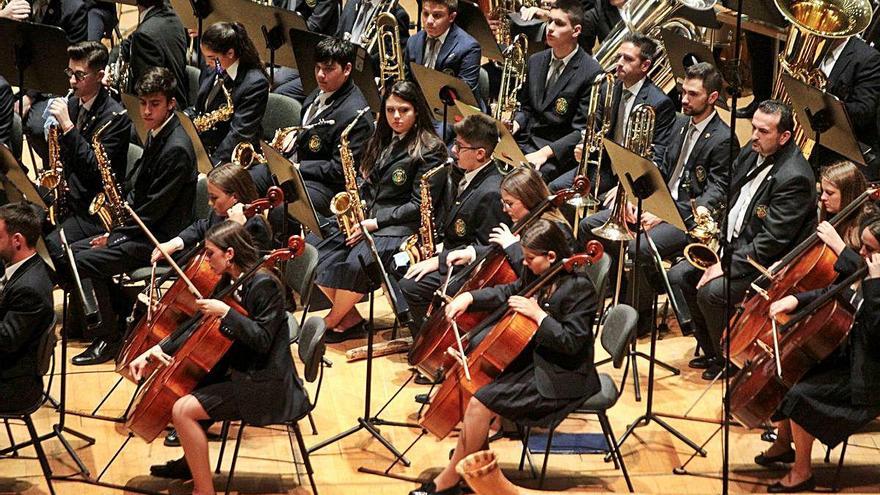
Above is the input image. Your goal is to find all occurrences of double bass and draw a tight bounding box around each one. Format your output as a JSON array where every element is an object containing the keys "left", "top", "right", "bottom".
[
  {"left": 408, "top": 176, "right": 590, "bottom": 378},
  {"left": 116, "top": 187, "right": 286, "bottom": 378},
  {"left": 420, "top": 242, "right": 604, "bottom": 439},
  {"left": 725, "top": 187, "right": 878, "bottom": 367}
]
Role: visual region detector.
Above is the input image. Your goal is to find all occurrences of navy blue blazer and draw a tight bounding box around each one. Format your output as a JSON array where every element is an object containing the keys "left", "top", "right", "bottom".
[
  {"left": 336, "top": 0, "right": 410, "bottom": 49},
  {"left": 405, "top": 24, "right": 482, "bottom": 101}
]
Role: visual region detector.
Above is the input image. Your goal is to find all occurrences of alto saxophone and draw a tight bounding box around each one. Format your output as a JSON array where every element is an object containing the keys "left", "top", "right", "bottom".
[
  {"left": 39, "top": 125, "right": 70, "bottom": 225},
  {"left": 330, "top": 107, "right": 372, "bottom": 237},
  {"left": 89, "top": 113, "right": 128, "bottom": 231},
  {"left": 192, "top": 61, "right": 234, "bottom": 133},
  {"left": 400, "top": 164, "right": 445, "bottom": 265}
]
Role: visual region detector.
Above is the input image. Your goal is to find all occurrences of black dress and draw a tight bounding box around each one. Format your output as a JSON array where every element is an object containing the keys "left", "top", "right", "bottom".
[
  {"left": 469, "top": 272, "right": 601, "bottom": 427},
  {"left": 773, "top": 276, "right": 880, "bottom": 447}
]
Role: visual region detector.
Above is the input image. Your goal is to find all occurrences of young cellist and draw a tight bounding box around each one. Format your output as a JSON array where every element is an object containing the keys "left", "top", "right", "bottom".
[
  {"left": 129, "top": 221, "right": 308, "bottom": 493},
  {"left": 410, "top": 219, "right": 600, "bottom": 495}
]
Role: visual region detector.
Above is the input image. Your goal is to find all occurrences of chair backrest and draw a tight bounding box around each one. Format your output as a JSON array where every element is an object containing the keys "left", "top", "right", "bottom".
[
  {"left": 36, "top": 315, "right": 59, "bottom": 377},
  {"left": 583, "top": 254, "right": 611, "bottom": 305},
  {"left": 126, "top": 143, "right": 144, "bottom": 177},
  {"left": 600, "top": 304, "right": 638, "bottom": 369},
  {"left": 478, "top": 67, "right": 490, "bottom": 103},
  {"left": 186, "top": 65, "right": 201, "bottom": 109},
  {"left": 262, "top": 93, "right": 301, "bottom": 141},
  {"left": 194, "top": 174, "right": 210, "bottom": 221},
  {"left": 284, "top": 243, "right": 319, "bottom": 302},
  {"left": 11, "top": 113, "right": 22, "bottom": 161}
]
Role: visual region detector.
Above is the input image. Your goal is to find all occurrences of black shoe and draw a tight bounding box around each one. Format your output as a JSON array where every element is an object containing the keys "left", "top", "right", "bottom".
[
  {"left": 767, "top": 476, "right": 815, "bottom": 493},
  {"left": 702, "top": 362, "right": 739, "bottom": 380},
  {"left": 149, "top": 457, "right": 192, "bottom": 480},
  {"left": 735, "top": 100, "right": 761, "bottom": 119},
  {"left": 324, "top": 321, "right": 366, "bottom": 344},
  {"left": 754, "top": 448, "right": 796, "bottom": 467},
  {"left": 415, "top": 393, "right": 430, "bottom": 405},
  {"left": 414, "top": 373, "right": 440, "bottom": 385},
  {"left": 71, "top": 338, "right": 118, "bottom": 366},
  {"left": 164, "top": 427, "right": 223, "bottom": 447},
  {"left": 409, "top": 481, "right": 462, "bottom": 495},
  {"left": 688, "top": 356, "right": 716, "bottom": 370}
]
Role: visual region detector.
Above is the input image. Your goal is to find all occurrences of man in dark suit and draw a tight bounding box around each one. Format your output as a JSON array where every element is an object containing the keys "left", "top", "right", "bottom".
[
  {"left": 398, "top": 113, "right": 511, "bottom": 333},
  {"left": 0, "top": 202, "right": 55, "bottom": 414},
  {"left": 511, "top": 0, "right": 603, "bottom": 182},
  {"left": 71, "top": 68, "right": 197, "bottom": 365},
  {"left": 283, "top": 38, "right": 374, "bottom": 218},
  {"left": 337, "top": 0, "right": 410, "bottom": 51},
  {"left": 116, "top": 0, "right": 189, "bottom": 108},
  {"left": 0, "top": 77, "right": 13, "bottom": 152},
  {"left": 405, "top": 0, "right": 481, "bottom": 103},
  {"left": 550, "top": 32, "right": 675, "bottom": 195},
  {"left": 811, "top": 37, "right": 880, "bottom": 180},
  {"left": 580, "top": 0, "right": 623, "bottom": 53},
  {"left": 45, "top": 41, "right": 132, "bottom": 264},
  {"left": 579, "top": 62, "right": 736, "bottom": 335},
  {"left": 669, "top": 100, "right": 817, "bottom": 379},
  {"left": 85, "top": 1, "right": 117, "bottom": 41},
  {"left": 274, "top": 0, "right": 339, "bottom": 35}
]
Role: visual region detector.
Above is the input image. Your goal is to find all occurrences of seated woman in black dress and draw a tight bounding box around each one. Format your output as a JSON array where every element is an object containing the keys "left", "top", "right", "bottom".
[
  {"left": 762, "top": 215, "right": 880, "bottom": 493},
  {"left": 151, "top": 162, "right": 272, "bottom": 263},
  {"left": 811, "top": 161, "right": 870, "bottom": 278},
  {"left": 129, "top": 221, "right": 307, "bottom": 494},
  {"left": 314, "top": 80, "right": 448, "bottom": 343},
  {"left": 410, "top": 219, "right": 600, "bottom": 495}
]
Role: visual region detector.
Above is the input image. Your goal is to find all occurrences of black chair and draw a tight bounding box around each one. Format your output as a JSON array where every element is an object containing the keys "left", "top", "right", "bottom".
[
  {"left": 262, "top": 93, "right": 301, "bottom": 141},
  {"left": 10, "top": 112, "right": 23, "bottom": 161},
  {"left": 825, "top": 418, "right": 880, "bottom": 492},
  {"left": 518, "top": 304, "right": 637, "bottom": 492},
  {"left": 186, "top": 65, "right": 201, "bottom": 110},
  {"left": 284, "top": 243, "right": 319, "bottom": 330},
  {"left": 0, "top": 315, "right": 59, "bottom": 495}
]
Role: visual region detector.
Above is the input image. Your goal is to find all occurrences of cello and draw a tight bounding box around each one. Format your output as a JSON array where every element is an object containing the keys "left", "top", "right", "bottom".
[
  {"left": 115, "top": 187, "right": 285, "bottom": 379},
  {"left": 728, "top": 265, "right": 861, "bottom": 429},
  {"left": 408, "top": 176, "right": 589, "bottom": 377},
  {"left": 420, "top": 241, "right": 603, "bottom": 439},
  {"left": 724, "top": 187, "right": 878, "bottom": 367},
  {"left": 126, "top": 235, "right": 305, "bottom": 442}
]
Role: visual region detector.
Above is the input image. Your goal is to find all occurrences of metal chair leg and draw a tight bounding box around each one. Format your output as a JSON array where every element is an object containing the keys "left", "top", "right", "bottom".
[
  {"left": 292, "top": 422, "right": 319, "bottom": 494},
  {"left": 539, "top": 427, "right": 555, "bottom": 489},
  {"left": 832, "top": 438, "right": 849, "bottom": 492},
  {"left": 223, "top": 423, "right": 246, "bottom": 495},
  {"left": 306, "top": 411, "right": 318, "bottom": 435},
  {"left": 214, "top": 420, "right": 231, "bottom": 474},
  {"left": 24, "top": 415, "right": 55, "bottom": 495},
  {"left": 600, "top": 412, "right": 633, "bottom": 492},
  {"left": 4, "top": 418, "right": 18, "bottom": 457},
  {"left": 518, "top": 426, "right": 531, "bottom": 472}
]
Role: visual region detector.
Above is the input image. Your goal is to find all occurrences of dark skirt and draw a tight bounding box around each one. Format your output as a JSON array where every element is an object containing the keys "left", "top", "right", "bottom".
[
  {"left": 315, "top": 228, "right": 409, "bottom": 292},
  {"left": 192, "top": 380, "right": 242, "bottom": 422},
  {"left": 474, "top": 353, "right": 583, "bottom": 427},
  {"left": 772, "top": 357, "right": 880, "bottom": 447}
]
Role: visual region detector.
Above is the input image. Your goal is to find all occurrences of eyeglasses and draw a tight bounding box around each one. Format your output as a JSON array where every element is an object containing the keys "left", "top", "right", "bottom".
[
  {"left": 64, "top": 68, "right": 92, "bottom": 82},
  {"left": 500, "top": 198, "right": 517, "bottom": 209},
  {"left": 453, "top": 141, "right": 481, "bottom": 152}
]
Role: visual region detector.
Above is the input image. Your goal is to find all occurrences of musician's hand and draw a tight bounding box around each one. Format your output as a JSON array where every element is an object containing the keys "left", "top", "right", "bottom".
[
  {"left": 574, "top": 142, "right": 585, "bottom": 163},
  {"left": 769, "top": 295, "right": 799, "bottom": 320},
  {"left": 602, "top": 185, "right": 618, "bottom": 208},
  {"left": 510, "top": 120, "right": 520, "bottom": 136},
  {"left": 90, "top": 233, "right": 109, "bottom": 249},
  {"left": 187, "top": 28, "right": 198, "bottom": 38},
  {"left": 867, "top": 253, "right": 880, "bottom": 279},
  {"left": 641, "top": 211, "right": 663, "bottom": 231},
  {"left": 624, "top": 201, "right": 637, "bottom": 224},
  {"left": 489, "top": 223, "right": 520, "bottom": 249},
  {"left": 281, "top": 129, "right": 298, "bottom": 153},
  {"left": 520, "top": 5, "right": 550, "bottom": 20},
  {"left": 508, "top": 295, "right": 547, "bottom": 324},
  {"left": 817, "top": 221, "right": 846, "bottom": 255},
  {"left": 151, "top": 237, "right": 184, "bottom": 263},
  {"left": 0, "top": 0, "right": 31, "bottom": 20},
  {"left": 196, "top": 298, "right": 231, "bottom": 318},
  {"left": 487, "top": 18, "right": 501, "bottom": 35},
  {"left": 129, "top": 344, "right": 172, "bottom": 382},
  {"left": 445, "top": 292, "right": 474, "bottom": 322},
  {"left": 447, "top": 247, "right": 475, "bottom": 266},
  {"left": 226, "top": 203, "right": 246, "bottom": 226},
  {"left": 405, "top": 256, "right": 440, "bottom": 281},
  {"left": 695, "top": 205, "right": 710, "bottom": 218},
  {"left": 48, "top": 98, "right": 74, "bottom": 134},
  {"left": 697, "top": 262, "right": 723, "bottom": 289},
  {"left": 14, "top": 94, "right": 31, "bottom": 119},
  {"left": 101, "top": 65, "right": 112, "bottom": 87},
  {"left": 526, "top": 147, "right": 553, "bottom": 169}
]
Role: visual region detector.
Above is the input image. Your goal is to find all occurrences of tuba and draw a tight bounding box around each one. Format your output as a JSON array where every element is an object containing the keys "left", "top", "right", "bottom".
[
  {"left": 683, "top": 198, "right": 721, "bottom": 269},
  {"left": 400, "top": 164, "right": 445, "bottom": 265},
  {"left": 492, "top": 34, "right": 528, "bottom": 131},
  {"left": 330, "top": 107, "right": 371, "bottom": 237},
  {"left": 89, "top": 113, "right": 129, "bottom": 231},
  {"left": 39, "top": 125, "right": 70, "bottom": 225},
  {"left": 376, "top": 12, "right": 404, "bottom": 95}
]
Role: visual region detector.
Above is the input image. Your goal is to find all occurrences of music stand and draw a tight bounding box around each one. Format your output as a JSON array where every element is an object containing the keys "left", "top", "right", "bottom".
[
  {"left": 601, "top": 140, "right": 706, "bottom": 458},
  {"left": 0, "top": 145, "right": 54, "bottom": 270},
  {"left": 260, "top": 140, "right": 323, "bottom": 238},
  {"left": 455, "top": 101, "right": 528, "bottom": 169},
  {"left": 412, "top": 63, "right": 479, "bottom": 139},
  {"left": 660, "top": 28, "right": 731, "bottom": 111},
  {"left": 782, "top": 73, "right": 866, "bottom": 165},
  {"left": 175, "top": 110, "right": 214, "bottom": 174},
  {"left": 455, "top": 1, "right": 503, "bottom": 62},
  {"left": 121, "top": 93, "right": 147, "bottom": 144}
]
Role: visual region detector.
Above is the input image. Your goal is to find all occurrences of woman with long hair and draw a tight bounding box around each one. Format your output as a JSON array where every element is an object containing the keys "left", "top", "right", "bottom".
[
  {"left": 314, "top": 80, "right": 449, "bottom": 343},
  {"left": 815, "top": 161, "right": 870, "bottom": 263}
]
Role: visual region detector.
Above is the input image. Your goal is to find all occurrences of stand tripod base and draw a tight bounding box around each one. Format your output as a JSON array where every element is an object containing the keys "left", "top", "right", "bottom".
[
  {"left": 607, "top": 413, "right": 707, "bottom": 463},
  {"left": 308, "top": 417, "right": 413, "bottom": 467}
]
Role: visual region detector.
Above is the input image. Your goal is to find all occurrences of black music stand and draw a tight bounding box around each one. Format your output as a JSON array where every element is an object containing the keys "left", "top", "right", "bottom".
[
  {"left": 0, "top": 145, "right": 54, "bottom": 270},
  {"left": 175, "top": 110, "right": 214, "bottom": 174},
  {"left": 261, "top": 140, "right": 323, "bottom": 238},
  {"left": 289, "top": 27, "right": 381, "bottom": 113},
  {"left": 660, "top": 28, "right": 731, "bottom": 111},
  {"left": 782, "top": 73, "right": 866, "bottom": 165},
  {"left": 412, "top": 63, "right": 479, "bottom": 139},
  {"left": 455, "top": 101, "right": 528, "bottom": 169},
  {"left": 601, "top": 140, "right": 707, "bottom": 458}
]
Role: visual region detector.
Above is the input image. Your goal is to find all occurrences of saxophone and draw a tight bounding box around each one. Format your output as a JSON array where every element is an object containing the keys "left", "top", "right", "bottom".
[
  {"left": 192, "top": 61, "right": 234, "bottom": 133},
  {"left": 330, "top": 107, "right": 371, "bottom": 237},
  {"left": 400, "top": 164, "right": 445, "bottom": 265},
  {"left": 39, "top": 125, "right": 70, "bottom": 225},
  {"left": 89, "top": 113, "right": 128, "bottom": 231}
]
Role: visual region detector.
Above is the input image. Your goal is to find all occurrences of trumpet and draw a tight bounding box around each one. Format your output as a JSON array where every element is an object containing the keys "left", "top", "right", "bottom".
[{"left": 683, "top": 199, "right": 721, "bottom": 270}]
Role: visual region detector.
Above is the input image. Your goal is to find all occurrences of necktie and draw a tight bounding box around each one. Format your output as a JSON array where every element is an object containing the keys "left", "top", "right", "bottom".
[
  {"left": 668, "top": 124, "right": 698, "bottom": 200},
  {"left": 351, "top": 1, "right": 373, "bottom": 43},
  {"left": 727, "top": 156, "right": 766, "bottom": 241},
  {"left": 76, "top": 107, "right": 88, "bottom": 131},
  {"left": 457, "top": 175, "right": 469, "bottom": 198},
  {"left": 302, "top": 94, "right": 324, "bottom": 125},
  {"left": 425, "top": 37, "right": 440, "bottom": 69},
  {"left": 613, "top": 89, "right": 633, "bottom": 144},
  {"left": 205, "top": 74, "right": 225, "bottom": 109},
  {"left": 546, "top": 59, "right": 563, "bottom": 90}
]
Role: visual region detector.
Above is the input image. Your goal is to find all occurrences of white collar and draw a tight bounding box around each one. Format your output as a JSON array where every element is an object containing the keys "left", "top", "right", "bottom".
[
  {"left": 690, "top": 110, "right": 716, "bottom": 134},
  {"left": 825, "top": 38, "right": 849, "bottom": 67},
  {"left": 462, "top": 159, "right": 493, "bottom": 186},
  {"left": 428, "top": 26, "right": 451, "bottom": 46},
  {"left": 225, "top": 60, "right": 240, "bottom": 81},
  {"left": 79, "top": 92, "right": 98, "bottom": 112},
  {"left": 149, "top": 113, "right": 175, "bottom": 138},
  {"left": 622, "top": 77, "right": 645, "bottom": 98},
  {"left": 4, "top": 253, "right": 35, "bottom": 280},
  {"left": 550, "top": 45, "right": 578, "bottom": 67},
  {"left": 138, "top": 5, "right": 154, "bottom": 23}
]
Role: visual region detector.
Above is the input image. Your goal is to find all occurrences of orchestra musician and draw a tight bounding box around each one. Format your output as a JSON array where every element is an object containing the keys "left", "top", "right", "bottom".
[
  {"left": 813, "top": 161, "right": 871, "bottom": 276},
  {"left": 288, "top": 37, "right": 374, "bottom": 219},
  {"left": 337, "top": 0, "right": 411, "bottom": 52},
  {"left": 130, "top": 220, "right": 309, "bottom": 492},
  {"left": 71, "top": 68, "right": 197, "bottom": 366},
  {"left": 0, "top": 77, "right": 13, "bottom": 152},
  {"left": 668, "top": 100, "right": 817, "bottom": 380},
  {"left": 579, "top": 0, "right": 624, "bottom": 53},
  {"left": 189, "top": 22, "right": 269, "bottom": 166},
  {"left": 758, "top": 215, "right": 880, "bottom": 493},
  {"left": 309, "top": 81, "right": 448, "bottom": 344},
  {"left": 397, "top": 113, "right": 509, "bottom": 334},
  {"left": 510, "top": 0, "right": 602, "bottom": 182},
  {"left": 45, "top": 41, "right": 132, "bottom": 263},
  {"left": 410, "top": 219, "right": 599, "bottom": 495},
  {"left": 550, "top": 32, "right": 675, "bottom": 197},
  {"left": 578, "top": 62, "right": 736, "bottom": 336},
  {"left": 0, "top": 202, "right": 56, "bottom": 414}
]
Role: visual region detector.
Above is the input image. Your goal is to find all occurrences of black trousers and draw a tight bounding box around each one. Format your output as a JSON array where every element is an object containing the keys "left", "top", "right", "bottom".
[
  {"left": 397, "top": 265, "right": 467, "bottom": 336},
  {"left": 87, "top": 2, "right": 118, "bottom": 41},
  {"left": 271, "top": 68, "right": 306, "bottom": 104},
  {"left": 46, "top": 212, "right": 105, "bottom": 272},
  {"left": 667, "top": 260, "right": 751, "bottom": 360}
]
